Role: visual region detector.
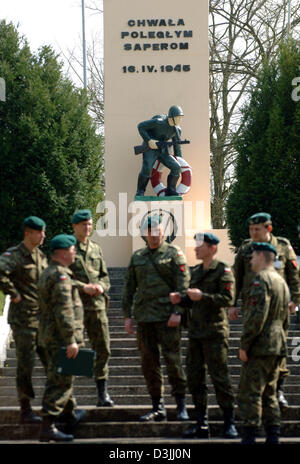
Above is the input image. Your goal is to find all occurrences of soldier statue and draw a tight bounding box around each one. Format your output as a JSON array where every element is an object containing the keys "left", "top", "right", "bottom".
[{"left": 135, "top": 105, "right": 188, "bottom": 197}]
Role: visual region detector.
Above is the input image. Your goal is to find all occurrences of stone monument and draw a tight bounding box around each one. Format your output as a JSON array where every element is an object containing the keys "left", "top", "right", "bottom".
[{"left": 95, "top": 0, "right": 234, "bottom": 266}]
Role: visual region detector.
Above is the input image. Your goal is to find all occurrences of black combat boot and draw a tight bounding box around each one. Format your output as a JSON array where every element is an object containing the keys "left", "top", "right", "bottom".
[
  {"left": 175, "top": 394, "right": 189, "bottom": 421},
  {"left": 265, "top": 426, "right": 280, "bottom": 444},
  {"left": 165, "top": 174, "right": 180, "bottom": 196},
  {"left": 241, "top": 426, "right": 256, "bottom": 444},
  {"left": 39, "top": 415, "right": 74, "bottom": 442},
  {"left": 136, "top": 174, "right": 150, "bottom": 196},
  {"left": 182, "top": 409, "right": 209, "bottom": 438},
  {"left": 19, "top": 398, "right": 42, "bottom": 424},
  {"left": 223, "top": 408, "right": 238, "bottom": 438},
  {"left": 139, "top": 397, "right": 167, "bottom": 422},
  {"left": 96, "top": 379, "right": 114, "bottom": 407},
  {"left": 277, "top": 378, "right": 288, "bottom": 411},
  {"left": 56, "top": 409, "right": 87, "bottom": 434}
]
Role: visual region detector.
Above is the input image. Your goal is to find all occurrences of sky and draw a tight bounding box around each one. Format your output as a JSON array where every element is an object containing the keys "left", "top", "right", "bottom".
[{"left": 1, "top": 0, "right": 103, "bottom": 85}]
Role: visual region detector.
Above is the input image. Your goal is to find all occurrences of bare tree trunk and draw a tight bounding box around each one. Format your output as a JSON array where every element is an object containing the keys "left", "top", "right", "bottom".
[{"left": 209, "top": 0, "right": 300, "bottom": 228}]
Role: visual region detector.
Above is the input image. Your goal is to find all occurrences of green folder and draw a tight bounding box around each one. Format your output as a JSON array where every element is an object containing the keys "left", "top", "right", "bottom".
[{"left": 56, "top": 347, "right": 95, "bottom": 377}]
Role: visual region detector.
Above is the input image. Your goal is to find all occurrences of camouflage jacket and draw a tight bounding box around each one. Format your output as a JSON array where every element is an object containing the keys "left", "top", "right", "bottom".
[
  {"left": 233, "top": 234, "right": 300, "bottom": 307},
  {"left": 38, "top": 260, "right": 84, "bottom": 348},
  {"left": 69, "top": 238, "right": 110, "bottom": 311},
  {"left": 181, "top": 259, "right": 235, "bottom": 340},
  {"left": 0, "top": 242, "right": 48, "bottom": 328},
  {"left": 240, "top": 268, "right": 290, "bottom": 357},
  {"left": 122, "top": 241, "right": 190, "bottom": 322}
]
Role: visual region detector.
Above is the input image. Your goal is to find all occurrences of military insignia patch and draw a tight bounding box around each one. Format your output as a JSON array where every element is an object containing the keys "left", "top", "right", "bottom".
[
  {"left": 225, "top": 283, "right": 232, "bottom": 290},
  {"left": 224, "top": 268, "right": 231, "bottom": 273},
  {"left": 292, "top": 260, "right": 299, "bottom": 269},
  {"left": 3, "top": 252, "right": 11, "bottom": 256},
  {"left": 180, "top": 265, "right": 186, "bottom": 272},
  {"left": 60, "top": 275, "right": 67, "bottom": 281},
  {"left": 177, "top": 251, "right": 184, "bottom": 257},
  {"left": 252, "top": 281, "right": 260, "bottom": 287}
]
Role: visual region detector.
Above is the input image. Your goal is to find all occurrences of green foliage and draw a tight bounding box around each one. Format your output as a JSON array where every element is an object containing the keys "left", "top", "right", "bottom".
[
  {"left": 0, "top": 21, "right": 104, "bottom": 254},
  {"left": 226, "top": 40, "right": 300, "bottom": 254}
]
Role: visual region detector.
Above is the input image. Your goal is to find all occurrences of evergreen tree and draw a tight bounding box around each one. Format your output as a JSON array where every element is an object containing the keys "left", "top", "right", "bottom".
[
  {"left": 226, "top": 40, "right": 300, "bottom": 254},
  {"left": 0, "top": 21, "right": 104, "bottom": 253}
]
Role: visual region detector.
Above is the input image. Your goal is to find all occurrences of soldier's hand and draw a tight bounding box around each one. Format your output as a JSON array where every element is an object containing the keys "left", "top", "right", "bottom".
[
  {"left": 93, "top": 284, "right": 104, "bottom": 296},
  {"left": 66, "top": 343, "right": 79, "bottom": 359},
  {"left": 124, "top": 317, "right": 134, "bottom": 335},
  {"left": 228, "top": 307, "right": 239, "bottom": 320},
  {"left": 170, "top": 292, "right": 181, "bottom": 304},
  {"left": 289, "top": 301, "right": 297, "bottom": 314},
  {"left": 239, "top": 349, "right": 248, "bottom": 363},
  {"left": 167, "top": 313, "right": 181, "bottom": 327},
  {"left": 83, "top": 284, "right": 98, "bottom": 296},
  {"left": 187, "top": 288, "right": 202, "bottom": 301},
  {"left": 148, "top": 139, "right": 158, "bottom": 150},
  {"left": 11, "top": 293, "right": 22, "bottom": 303}
]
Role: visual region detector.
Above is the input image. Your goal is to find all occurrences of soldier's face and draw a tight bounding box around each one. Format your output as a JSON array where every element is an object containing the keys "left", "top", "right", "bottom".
[
  {"left": 64, "top": 245, "right": 76, "bottom": 266},
  {"left": 250, "top": 251, "right": 261, "bottom": 272},
  {"left": 249, "top": 224, "right": 269, "bottom": 242},
  {"left": 25, "top": 228, "right": 46, "bottom": 247},
  {"left": 73, "top": 219, "right": 93, "bottom": 240},
  {"left": 145, "top": 226, "right": 163, "bottom": 249},
  {"left": 168, "top": 115, "right": 183, "bottom": 126},
  {"left": 195, "top": 242, "right": 214, "bottom": 260}
]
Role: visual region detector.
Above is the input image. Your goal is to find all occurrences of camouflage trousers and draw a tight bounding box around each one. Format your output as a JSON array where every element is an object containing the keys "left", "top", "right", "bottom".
[
  {"left": 42, "top": 345, "right": 76, "bottom": 417},
  {"left": 186, "top": 337, "right": 235, "bottom": 411},
  {"left": 237, "top": 355, "right": 282, "bottom": 428},
  {"left": 11, "top": 325, "right": 47, "bottom": 402},
  {"left": 137, "top": 321, "right": 187, "bottom": 399},
  {"left": 84, "top": 310, "right": 111, "bottom": 380}
]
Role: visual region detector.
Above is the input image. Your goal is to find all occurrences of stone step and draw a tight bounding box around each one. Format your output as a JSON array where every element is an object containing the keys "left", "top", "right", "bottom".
[
  {"left": 2, "top": 404, "right": 300, "bottom": 422},
  {"left": 2, "top": 373, "right": 300, "bottom": 388},
  {"left": 0, "top": 364, "right": 247, "bottom": 377},
  {"left": 1, "top": 416, "right": 300, "bottom": 441},
  {"left": 3, "top": 353, "right": 300, "bottom": 369},
  {"left": 4, "top": 346, "right": 300, "bottom": 361},
  {"left": 2, "top": 382, "right": 300, "bottom": 399},
  {"left": 3, "top": 391, "right": 300, "bottom": 408}
]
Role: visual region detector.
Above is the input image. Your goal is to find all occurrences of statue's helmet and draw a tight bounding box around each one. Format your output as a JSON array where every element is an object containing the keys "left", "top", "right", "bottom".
[{"left": 168, "top": 105, "right": 184, "bottom": 118}]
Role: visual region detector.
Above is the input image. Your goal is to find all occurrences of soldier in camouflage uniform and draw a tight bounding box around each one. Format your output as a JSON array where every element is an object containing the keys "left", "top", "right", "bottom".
[
  {"left": 238, "top": 242, "right": 290, "bottom": 444},
  {"left": 0, "top": 216, "right": 48, "bottom": 424},
  {"left": 70, "top": 209, "right": 114, "bottom": 407},
  {"left": 122, "top": 215, "right": 190, "bottom": 422},
  {"left": 229, "top": 212, "right": 300, "bottom": 409},
  {"left": 38, "top": 234, "right": 86, "bottom": 442},
  {"left": 170, "top": 233, "right": 238, "bottom": 439}
]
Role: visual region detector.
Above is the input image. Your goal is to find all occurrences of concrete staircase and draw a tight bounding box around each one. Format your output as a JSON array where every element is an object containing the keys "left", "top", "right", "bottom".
[{"left": 1, "top": 267, "right": 300, "bottom": 443}]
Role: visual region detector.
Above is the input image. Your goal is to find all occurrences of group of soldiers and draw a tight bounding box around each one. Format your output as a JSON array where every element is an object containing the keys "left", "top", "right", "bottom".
[
  {"left": 0, "top": 209, "right": 299, "bottom": 444},
  {"left": 121, "top": 211, "right": 300, "bottom": 445},
  {"left": 0, "top": 210, "right": 113, "bottom": 442}
]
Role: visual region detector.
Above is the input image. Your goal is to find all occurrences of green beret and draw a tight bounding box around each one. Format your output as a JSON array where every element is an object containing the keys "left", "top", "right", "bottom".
[
  {"left": 251, "top": 242, "right": 277, "bottom": 255},
  {"left": 23, "top": 216, "right": 46, "bottom": 231},
  {"left": 194, "top": 232, "right": 220, "bottom": 245},
  {"left": 72, "top": 209, "right": 92, "bottom": 224},
  {"left": 141, "top": 214, "right": 162, "bottom": 232},
  {"left": 248, "top": 212, "right": 272, "bottom": 225},
  {"left": 50, "top": 234, "right": 77, "bottom": 252}
]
